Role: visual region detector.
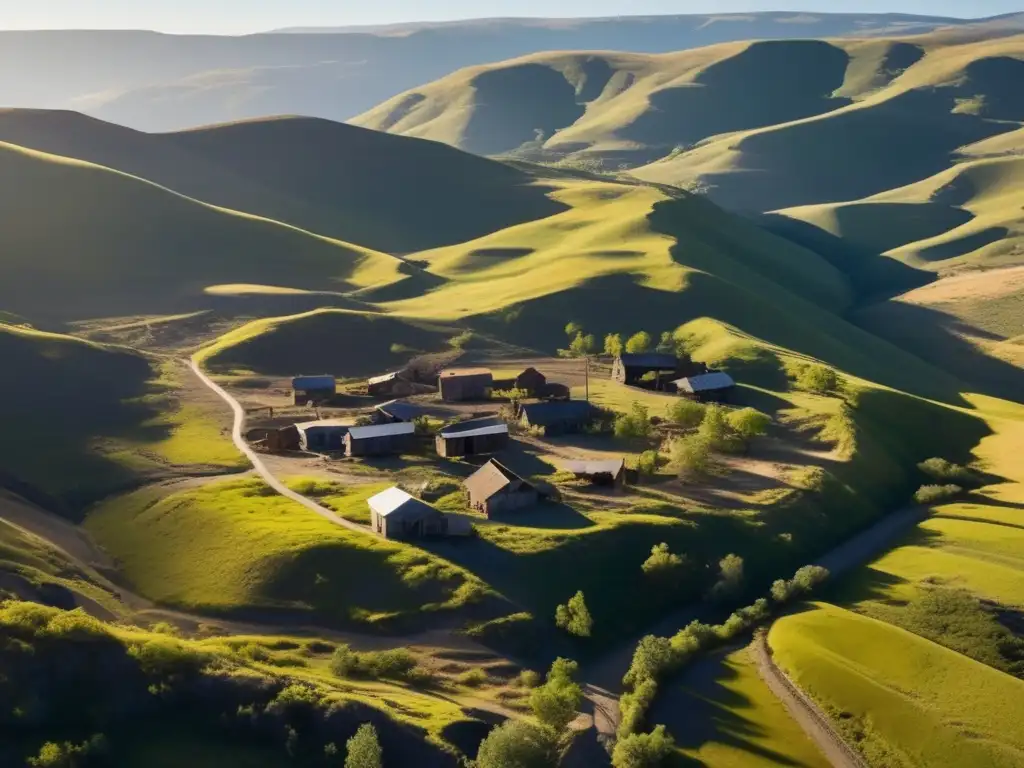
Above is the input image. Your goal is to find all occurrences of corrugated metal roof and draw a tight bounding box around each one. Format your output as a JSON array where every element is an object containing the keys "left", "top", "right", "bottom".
[
  {"left": 617, "top": 354, "right": 679, "bottom": 369},
  {"left": 561, "top": 459, "right": 625, "bottom": 476},
  {"left": 674, "top": 372, "right": 736, "bottom": 393},
  {"left": 520, "top": 400, "right": 592, "bottom": 426},
  {"left": 367, "top": 371, "right": 402, "bottom": 385},
  {"left": 465, "top": 459, "right": 528, "bottom": 500},
  {"left": 439, "top": 417, "right": 509, "bottom": 439},
  {"left": 376, "top": 400, "right": 427, "bottom": 421},
  {"left": 367, "top": 487, "right": 441, "bottom": 519},
  {"left": 440, "top": 368, "right": 492, "bottom": 379},
  {"left": 292, "top": 375, "right": 336, "bottom": 390},
  {"left": 347, "top": 422, "right": 416, "bottom": 440}
]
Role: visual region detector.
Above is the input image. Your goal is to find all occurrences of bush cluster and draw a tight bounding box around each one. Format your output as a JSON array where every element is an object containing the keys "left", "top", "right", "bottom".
[
  {"left": 918, "top": 457, "right": 978, "bottom": 486},
  {"left": 914, "top": 484, "right": 963, "bottom": 505},
  {"left": 793, "top": 363, "right": 843, "bottom": 396},
  {"left": 329, "top": 645, "right": 428, "bottom": 684},
  {"left": 615, "top": 402, "right": 653, "bottom": 439},
  {"left": 617, "top": 563, "right": 830, "bottom": 742}
]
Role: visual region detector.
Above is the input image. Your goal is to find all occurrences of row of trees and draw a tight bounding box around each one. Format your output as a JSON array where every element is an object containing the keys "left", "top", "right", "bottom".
[
  {"left": 617, "top": 563, "right": 830, "bottom": 747},
  {"left": 561, "top": 323, "right": 680, "bottom": 359}
]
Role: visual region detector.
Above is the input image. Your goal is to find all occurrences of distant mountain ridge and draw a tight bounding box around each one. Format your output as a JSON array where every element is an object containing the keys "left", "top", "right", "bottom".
[{"left": 0, "top": 11, "right": 1014, "bottom": 131}]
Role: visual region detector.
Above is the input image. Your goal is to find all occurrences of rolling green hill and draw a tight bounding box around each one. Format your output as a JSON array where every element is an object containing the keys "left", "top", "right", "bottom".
[
  {"left": 0, "top": 139, "right": 404, "bottom": 324},
  {"left": 0, "top": 110, "right": 566, "bottom": 253}
]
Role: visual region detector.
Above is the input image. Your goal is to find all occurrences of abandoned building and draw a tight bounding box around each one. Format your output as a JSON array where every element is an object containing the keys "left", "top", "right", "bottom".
[
  {"left": 439, "top": 368, "right": 493, "bottom": 402},
  {"left": 344, "top": 422, "right": 417, "bottom": 457},
  {"left": 562, "top": 458, "right": 627, "bottom": 488},
  {"left": 611, "top": 354, "right": 683, "bottom": 389},
  {"left": 436, "top": 417, "right": 510, "bottom": 458},
  {"left": 519, "top": 400, "right": 593, "bottom": 436},
  {"left": 464, "top": 459, "right": 542, "bottom": 518},
  {"left": 373, "top": 400, "right": 428, "bottom": 424},
  {"left": 673, "top": 371, "right": 737, "bottom": 403},
  {"left": 366, "top": 370, "right": 427, "bottom": 398},
  {"left": 368, "top": 487, "right": 449, "bottom": 540},
  {"left": 292, "top": 375, "right": 336, "bottom": 405},
  {"left": 537, "top": 382, "right": 571, "bottom": 401},
  {"left": 247, "top": 424, "right": 300, "bottom": 452},
  {"left": 295, "top": 419, "right": 350, "bottom": 452}
]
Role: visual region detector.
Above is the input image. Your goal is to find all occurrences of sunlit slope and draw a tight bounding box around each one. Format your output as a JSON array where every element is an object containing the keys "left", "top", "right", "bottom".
[
  {"left": 0, "top": 140, "right": 401, "bottom": 323},
  {"left": 0, "top": 110, "right": 565, "bottom": 253},
  {"left": 380, "top": 177, "right": 976, "bottom": 402},
  {"left": 353, "top": 39, "right": 872, "bottom": 164},
  {"left": 775, "top": 154, "right": 1024, "bottom": 270},
  {"left": 771, "top": 603, "right": 1024, "bottom": 768},
  {"left": 633, "top": 33, "right": 1024, "bottom": 211},
  {"left": 164, "top": 116, "right": 567, "bottom": 252}
]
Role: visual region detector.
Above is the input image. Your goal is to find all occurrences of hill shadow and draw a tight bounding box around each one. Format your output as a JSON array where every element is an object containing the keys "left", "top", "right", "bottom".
[
  {"left": 853, "top": 300, "right": 1024, "bottom": 403},
  {"left": 758, "top": 212, "right": 936, "bottom": 303},
  {"left": 622, "top": 40, "right": 851, "bottom": 150}
]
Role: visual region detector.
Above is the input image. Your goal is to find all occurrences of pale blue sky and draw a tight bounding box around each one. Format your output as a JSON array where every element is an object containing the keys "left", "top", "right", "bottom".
[{"left": 1, "top": 1, "right": 1017, "bottom": 34}]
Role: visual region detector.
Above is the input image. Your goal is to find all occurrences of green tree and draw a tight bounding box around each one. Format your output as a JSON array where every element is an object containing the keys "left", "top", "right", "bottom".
[
  {"left": 555, "top": 591, "right": 593, "bottom": 637},
  {"left": 475, "top": 720, "right": 559, "bottom": 768},
  {"left": 569, "top": 332, "right": 596, "bottom": 357},
  {"left": 641, "top": 543, "right": 685, "bottom": 577},
  {"left": 604, "top": 332, "right": 624, "bottom": 357},
  {"left": 614, "top": 402, "right": 652, "bottom": 439},
  {"left": 345, "top": 723, "right": 382, "bottom": 768},
  {"left": 529, "top": 658, "right": 583, "bottom": 734},
  {"left": 611, "top": 724, "right": 676, "bottom": 768},
  {"left": 655, "top": 331, "right": 676, "bottom": 354},
  {"left": 636, "top": 450, "right": 660, "bottom": 476},
  {"left": 668, "top": 398, "right": 705, "bottom": 429},
  {"left": 794, "top": 363, "right": 842, "bottom": 395},
  {"left": 669, "top": 434, "right": 713, "bottom": 479},
  {"left": 697, "top": 404, "right": 734, "bottom": 450},
  {"left": 727, "top": 407, "right": 771, "bottom": 446},
  {"left": 622, "top": 635, "right": 676, "bottom": 688},
  {"left": 565, "top": 321, "right": 583, "bottom": 338},
  {"left": 625, "top": 331, "right": 653, "bottom": 354},
  {"left": 710, "top": 554, "right": 745, "bottom": 600}
]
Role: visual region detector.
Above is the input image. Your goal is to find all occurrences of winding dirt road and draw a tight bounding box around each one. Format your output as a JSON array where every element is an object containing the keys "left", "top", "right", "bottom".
[{"left": 187, "top": 359, "right": 369, "bottom": 534}]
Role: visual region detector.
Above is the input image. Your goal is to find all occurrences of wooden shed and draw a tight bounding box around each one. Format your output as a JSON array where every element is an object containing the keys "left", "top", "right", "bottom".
[
  {"left": 673, "top": 371, "right": 736, "bottom": 403},
  {"left": 368, "top": 487, "right": 448, "bottom": 540},
  {"left": 344, "top": 422, "right": 417, "bottom": 457},
  {"left": 561, "top": 459, "right": 626, "bottom": 489},
  {"left": 373, "top": 400, "right": 428, "bottom": 424},
  {"left": 436, "top": 417, "right": 509, "bottom": 458},
  {"left": 465, "top": 459, "right": 541, "bottom": 518},
  {"left": 611, "top": 354, "right": 681, "bottom": 389},
  {"left": 295, "top": 419, "right": 350, "bottom": 452},
  {"left": 439, "top": 368, "right": 493, "bottom": 402},
  {"left": 367, "top": 370, "right": 427, "bottom": 398},
  {"left": 292, "top": 375, "right": 336, "bottom": 406},
  {"left": 519, "top": 400, "right": 592, "bottom": 436}
]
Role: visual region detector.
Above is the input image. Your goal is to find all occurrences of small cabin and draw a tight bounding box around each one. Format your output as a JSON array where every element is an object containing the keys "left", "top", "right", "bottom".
[
  {"left": 344, "top": 422, "right": 417, "bottom": 457},
  {"left": 295, "top": 420, "right": 350, "bottom": 452},
  {"left": 292, "top": 375, "right": 336, "bottom": 406},
  {"left": 611, "top": 354, "right": 681, "bottom": 390},
  {"left": 436, "top": 418, "right": 509, "bottom": 458},
  {"left": 561, "top": 458, "right": 626, "bottom": 489},
  {"left": 673, "top": 371, "right": 736, "bottom": 403},
  {"left": 368, "top": 487, "right": 448, "bottom": 540},
  {"left": 367, "top": 370, "right": 426, "bottom": 398},
  {"left": 373, "top": 400, "right": 428, "bottom": 425},
  {"left": 465, "top": 459, "right": 541, "bottom": 518},
  {"left": 439, "top": 368, "right": 493, "bottom": 402},
  {"left": 519, "top": 400, "right": 592, "bottom": 437},
  {"left": 514, "top": 367, "right": 547, "bottom": 396}
]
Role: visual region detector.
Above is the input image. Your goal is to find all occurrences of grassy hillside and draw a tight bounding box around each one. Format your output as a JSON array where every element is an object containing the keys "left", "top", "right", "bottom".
[
  {"left": 0, "top": 140, "right": 404, "bottom": 324},
  {"left": 771, "top": 603, "right": 1024, "bottom": 767},
  {"left": 197, "top": 309, "right": 460, "bottom": 378},
  {"left": 0, "top": 325, "right": 243, "bottom": 517},
  {"left": 85, "top": 477, "right": 498, "bottom": 629}
]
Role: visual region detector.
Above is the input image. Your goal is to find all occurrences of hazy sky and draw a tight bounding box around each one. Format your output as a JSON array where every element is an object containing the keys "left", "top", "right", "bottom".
[{"left": 1, "top": 1, "right": 1017, "bottom": 34}]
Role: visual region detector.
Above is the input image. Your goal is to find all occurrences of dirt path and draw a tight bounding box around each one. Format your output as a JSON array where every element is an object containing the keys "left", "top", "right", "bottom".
[
  {"left": 752, "top": 631, "right": 868, "bottom": 768},
  {"left": 187, "top": 359, "right": 370, "bottom": 535}
]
